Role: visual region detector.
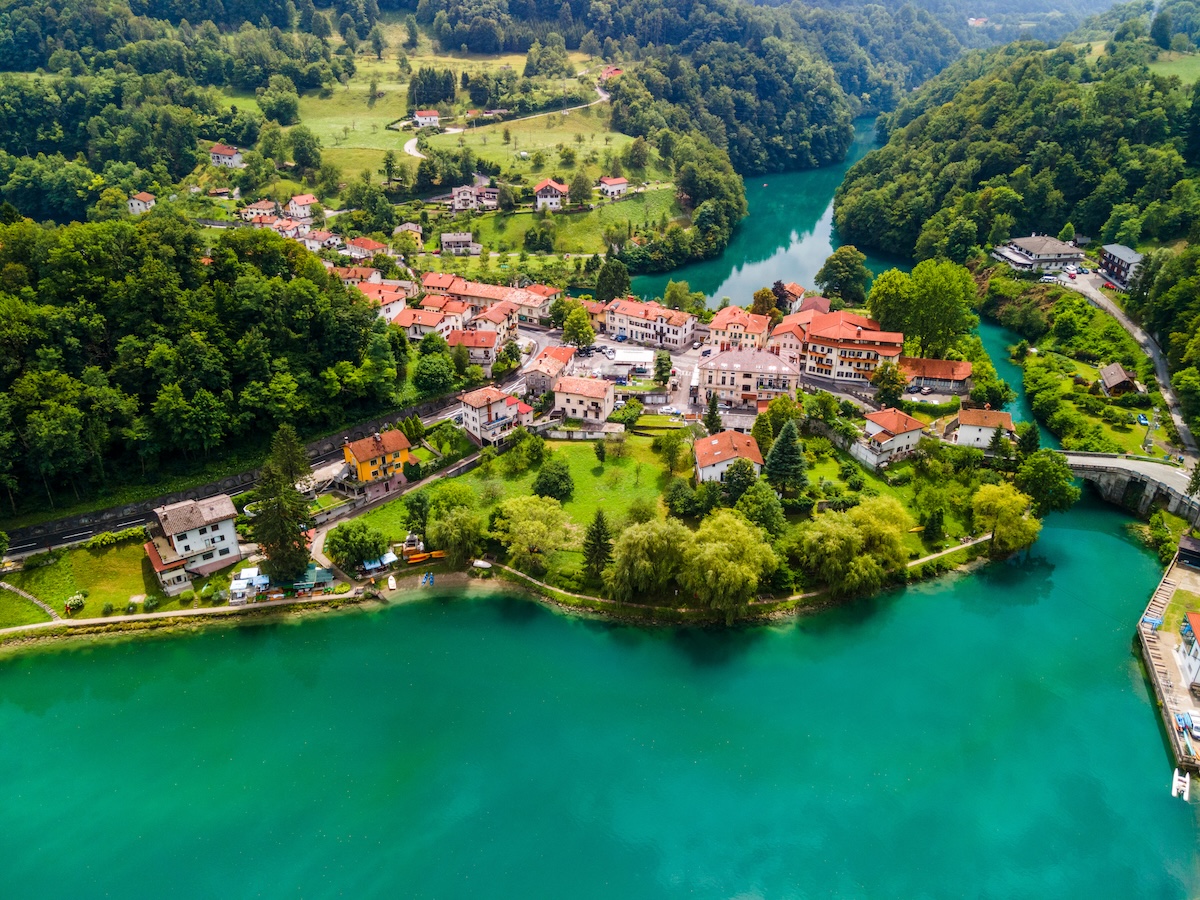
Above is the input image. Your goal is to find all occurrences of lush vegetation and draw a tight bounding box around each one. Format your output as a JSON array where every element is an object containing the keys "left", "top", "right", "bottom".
[
  {"left": 0, "top": 216, "right": 428, "bottom": 520},
  {"left": 835, "top": 39, "right": 1200, "bottom": 260}
]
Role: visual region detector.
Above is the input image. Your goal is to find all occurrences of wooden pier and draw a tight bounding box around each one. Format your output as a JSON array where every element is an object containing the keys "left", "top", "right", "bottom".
[{"left": 1137, "top": 555, "right": 1200, "bottom": 774}]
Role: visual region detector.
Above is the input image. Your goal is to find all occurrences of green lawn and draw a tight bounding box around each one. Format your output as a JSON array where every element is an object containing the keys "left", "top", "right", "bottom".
[
  {"left": 410, "top": 446, "right": 436, "bottom": 463},
  {"left": 1044, "top": 358, "right": 1160, "bottom": 455},
  {"left": 1149, "top": 51, "right": 1200, "bottom": 84},
  {"left": 357, "top": 498, "right": 411, "bottom": 543},
  {"left": 0, "top": 587, "right": 52, "bottom": 628},
  {"left": 470, "top": 188, "right": 683, "bottom": 254},
  {"left": 1164, "top": 588, "right": 1200, "bottom": 635},
  {"left": 7, "top": 541, "right": 161, "bottom": 618}
]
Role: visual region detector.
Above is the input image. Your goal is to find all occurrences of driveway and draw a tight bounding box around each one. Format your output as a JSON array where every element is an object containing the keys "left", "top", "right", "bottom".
[
  {"left": 402, "top": 137, "right": 424, "bottom": 159},
  {"left": 1058, "top": 273, "right": 1197, "bottom": 455}
]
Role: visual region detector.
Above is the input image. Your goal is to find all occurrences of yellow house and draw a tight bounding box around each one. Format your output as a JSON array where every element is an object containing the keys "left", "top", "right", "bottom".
[{"left": 343, "top": 430, "right": 411, "bottom": 500}]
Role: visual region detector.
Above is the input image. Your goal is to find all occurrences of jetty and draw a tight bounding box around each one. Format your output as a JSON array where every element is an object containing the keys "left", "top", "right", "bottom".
[{"left": 1137, "top": 554, "right": 1200, "bottom": 774}]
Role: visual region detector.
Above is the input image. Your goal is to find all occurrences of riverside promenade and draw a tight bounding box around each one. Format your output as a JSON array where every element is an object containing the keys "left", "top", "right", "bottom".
[{"left": 1137, "top": 555, "right": 1200, "bottom": 774}]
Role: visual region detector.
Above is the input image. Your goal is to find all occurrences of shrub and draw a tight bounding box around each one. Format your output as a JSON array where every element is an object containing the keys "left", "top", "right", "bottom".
[
  {"left": 64, "top": 594, "right": 84, "bottom": 614},
  {"left": 102, "top": 603, "right": 114, "bottom": 615},
  {"left": 83, "top": 525, "right": 148, "bottom": 549},
  {"left": 22, "top": 549, "right": 63, "bottom": 569},
  {"left": 847, "top": 473, "right": 865, "bottom": 491},
  {"left": 126, "top": 602, "right": 136, "bottom": 614},
  {"left": 144, "top": 597, "right": 160, "bottom": 612},
  {"left": 608, "top": 398, "right": 643, "bottom": 425},
  {"left": 334, "top": 582, "right": 351, "bottom": 594}
]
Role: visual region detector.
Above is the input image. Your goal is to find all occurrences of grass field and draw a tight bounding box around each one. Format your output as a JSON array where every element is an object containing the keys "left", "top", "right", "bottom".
[
  {"left": 0, "top": 587, "right": 51, "bottom": 628},
  {"left": 1149, "top": 51, "right": 1200, "bottom": 84},
  {"left": 466, "top": 188, "right": 682, "bottom": 253},
  {"left": 7, "top": 542, "right": 162, "bottom": 618},
  {"left": 1164, "top": 588, "right": 1200, "bottom": 634}
]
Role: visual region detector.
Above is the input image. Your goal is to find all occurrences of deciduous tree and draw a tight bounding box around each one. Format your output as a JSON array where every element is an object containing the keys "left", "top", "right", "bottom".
[
  {"left": 814, "top": 245, "right": 870, "bottom": 306},
  {"left": 562, "top": 306, "right": 595, "bottom": 347},
  {"left": 679, "top": 509, "right": 776, "bottom": 623},
  {"left": 604, "top": 518, "right": 694, "bottom": 602},
  {"left": 973, "top": 483, "right": 1041, "bottom": 556},
  {"left": 325, "top": 520, "right": 388, "bottom": 571},
  {"left": 428, "top": 507, "right": 484, "bottom": 567},
  {"left": 492, "top": 495, "right": 566, "bottom": 573},
  {"left": 1015, "top": 449, "right": 1081, "bottom": 515}
]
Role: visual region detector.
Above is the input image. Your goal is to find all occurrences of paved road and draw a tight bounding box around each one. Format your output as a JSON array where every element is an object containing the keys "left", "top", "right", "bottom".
[{"left": 1059, "top": 273, "right": 1197, "bottom": 455}]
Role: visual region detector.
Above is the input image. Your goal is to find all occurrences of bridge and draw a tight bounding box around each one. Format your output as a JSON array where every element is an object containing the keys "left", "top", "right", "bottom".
[{"left": 1060, "top": 451, "right": 1200, "bottom": 522}]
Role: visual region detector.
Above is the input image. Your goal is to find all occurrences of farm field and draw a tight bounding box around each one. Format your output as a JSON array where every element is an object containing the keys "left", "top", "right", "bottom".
[{"left": 1148, "top": 51, "right": 1200, "bottom": 84}]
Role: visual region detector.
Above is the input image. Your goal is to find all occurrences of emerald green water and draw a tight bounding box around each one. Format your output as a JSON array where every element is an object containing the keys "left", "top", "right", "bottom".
[
  {"left": 1, "top": 507, "right": 1196, "bottom": 896},
  {"left": 4, "top": 119, "right": 1199, "bottom": 897}
]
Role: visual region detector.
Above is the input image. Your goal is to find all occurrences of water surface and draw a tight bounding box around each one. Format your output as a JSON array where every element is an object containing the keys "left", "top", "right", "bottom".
[{"left": 1, "top": 499, "right": 1196, "bottom": 896}]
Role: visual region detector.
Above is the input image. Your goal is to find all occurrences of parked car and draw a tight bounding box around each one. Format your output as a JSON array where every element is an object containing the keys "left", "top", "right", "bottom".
[
  {"left": 1039, "top": 275, "right": 1058, "bottom": 283},
  {"left": 920, "top": 386, "right": 933, "bottom": 395},
  {"left": 614, "top": 399, "right": 626, "bottom": 409},
  {"left": 660, "top": 405, "right": 679, "bottom": 415},
  {"left": 701, "top": 349, "right": 712, "bottom": 357},
  {"left": 615, "top": 334, "right": 628, "bottom": 342},
  {"left": 1079, "top": 267, "right": 1090, "bottom": 274},
  {"left": 1138, "top": 414, "right": 1150, "bottom": 426},
  {"left": 906, "top": 383, "right": 921, "bottom": 394},
  {"left": 1104, "top": 281, "right": 1118, "bottom": 290},
  {"left": 692, "top": 341, "right": 702, "bottom": 350},
  {"left": 1068, "top": 273, "right": 1076, "bottom": 280}
]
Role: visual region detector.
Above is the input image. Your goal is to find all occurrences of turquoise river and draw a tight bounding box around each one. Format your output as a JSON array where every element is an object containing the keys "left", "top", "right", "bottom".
[{"left": 3, "top": 123, "right": 1200, "bottom": 897}]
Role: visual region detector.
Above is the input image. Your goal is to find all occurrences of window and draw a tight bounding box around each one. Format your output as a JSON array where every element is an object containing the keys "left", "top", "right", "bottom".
[
  {"left": 199, "top": 526, "right": 208, "bottom": 535},
  {"left": 202, "top": 551, "right": 214, "bottom": 561},
  {"left": 181, "top": 545, "right": 191, "bottom": 553}
]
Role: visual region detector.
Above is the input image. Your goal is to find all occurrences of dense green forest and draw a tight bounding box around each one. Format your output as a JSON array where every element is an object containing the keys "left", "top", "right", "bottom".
[
  {"left": 834, "top": 37, "right": 1200, "bottom": 260},
  {"left": 0, "top": 215, "right": 417, "bottom": 513}
]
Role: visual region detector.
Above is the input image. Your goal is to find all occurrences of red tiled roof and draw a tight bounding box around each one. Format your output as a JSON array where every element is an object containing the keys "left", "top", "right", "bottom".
[
  {"left": 599, "top": 176, "right": 628, "bottom": 186},
  {"left": 475, "top": 300, "right": 519, "bottom": 323},
  {"left": 393, "top": 308, "right": 445, "bottom": 328},
  {"left": 693, "top": 430, "right": 763, "bottom": 470},
  {"left": 534, "top": 179, "right": 568, "bottom": 194},
  {"left": 865, "top": 407, "right": 925, "bottom": 436},
  {"left": 131, "top": 191, "right": 155, "bottom": 203},
  {"left": 422, "top": 272, "right": 465, "bottom": 291},
  {"left": 958, "top": 408, "right": 1014, "bottom": 430},
  {"left": 536, "top": 345, "right": 576, "bottom": 365},
  {"left": 782, "top": 281, "right": 805, "bottom": 297},
  {"left": 461, "top": 385, "right": 511, "bottom": 408},
  {"left": 415, "top": 109, "right": 439, "bottom": 117},
  {"left": 554, "top": 375, "right": 611, "bottom": 399},
  {"left": 798, "top": 295, "right": 831, "bottom": 313},
  {"left": 526, "top": 283, "right": 561, "bottom": 298},
  {"left": 346, "top": 430, "right": 410, "bottom": 463},
  {"left": 245, "top": 199, "right": 276, "bottom": 210},
  {"left": 808, "top": 310, "right": 903, "bottom": 345},
  {"left": 505, "top": 396, "right": 533, "bottom": 414},
  {"left": 898, "top": 356, "right": 973, "bottom": 383},
  {"left": 419, "top": 296, "right": 470, "bottom": 315},
  {"left": 446, "top": 329, "right": 497, "bottom": 348},
  {"left": 290, "top": 194, "right": 318, "bottom": 206},
  {"left": 210, "top": 143, "right": 239, "bottom": 156},
  {"left": 348, "top": 237, "right": 387, "bottom": 251},
  {"left": 607, "top": 297, "right": 694, "bottom": 328},
  {"left": 710, "top": 305, "right": 770, "bottom": 335},
  {"left": 144, "top": 541, "right": 185, "bottom": 573}
]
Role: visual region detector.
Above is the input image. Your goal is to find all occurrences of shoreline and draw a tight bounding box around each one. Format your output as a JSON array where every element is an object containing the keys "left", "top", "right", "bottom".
[{"left": 0, "top": 538, "right": 1000, "bottom": 657}]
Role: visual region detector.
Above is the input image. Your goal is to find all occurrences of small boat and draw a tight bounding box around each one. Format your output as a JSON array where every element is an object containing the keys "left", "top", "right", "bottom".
[
  {"left": 1172, "top": 768, "right": 1191, "bottom": 802},
  {"left": 387, "top": 575, "right": 396, "bottom": 591},
  {"left": 407, "top": 552, "right": 431, "bottom": 565}
]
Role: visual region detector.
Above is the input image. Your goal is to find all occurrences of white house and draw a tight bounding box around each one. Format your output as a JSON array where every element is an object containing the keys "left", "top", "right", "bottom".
[
  {"left": 552, "top": 375, "right": 615, "bottom": 423},
  {"left": 1177, "top": 607, "right": 1200, "bottom": 693},
  {"left": 287, "top": 193, "right": 318, "bottom": 221},
  {"left": 534, "top": 178, "right": 568, "bottom": 211},
  {"left": 605, "top": 298, "right": 697, "bottom": 350},
  {"left": 392, "top": 306, "right": 460, "bottom": 340},
  {"left": 460, "top": 385, "right": 533, "bottom": 445},
  {"left": 955, "top": 407, "right": 1015, "bottom": 447},
  {"left": 414, "top": 109, "right": 440, "bottom": 128},
  {"left": 346, "top": 236, "right": 389, "bottom": 260},
  {"left": 472, "top": 299, "right": 519, "bottom": 344},
  {"left": 127, "top": 191, "right": 156, "bottom": 215},
  {"left": 447, "top": 329, "right": 499, "bottom": 375},
  {"left": 598, "top": 176, "right": 628, "bottom": 198},
  {"left": 242, "top": 199, "right": 278, "bottom": 221},
  {"left": 856, "top": 407, "right": 926, "bottom": 468},
  {"left": 440, "top": 231, "right": 479, "bottom": 256},
  {"left": 303, "top": 230, "right": 342, "bottom": 252},
  {"left": 694, "top": 430, "right": 763, "bottom": 483},
  {"left": 992, "top": 234, "right": 1084, "bottom": 272},
  {"left": 209, "top": 143, "right": 245, "bottom": 168},
  {"left": 145, "top": 495, "right": 243, "bottom": 595}
]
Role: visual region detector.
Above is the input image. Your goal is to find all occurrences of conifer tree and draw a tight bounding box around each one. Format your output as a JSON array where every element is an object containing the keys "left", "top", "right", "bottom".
[
  {"left": 763, "top": 419, "right": 807, "bottom": 496},
  {"left": 582, "top": 509, "right": 613, "bottom": 580},
  {"left": 252, "top": 426, "right": 315, "bottom": 581},
  {"left": 751, "top": 413, "right": 774, "bottom": 456},
  {"left": 704, "top": 393, "right": 723, "bottom": 435}
]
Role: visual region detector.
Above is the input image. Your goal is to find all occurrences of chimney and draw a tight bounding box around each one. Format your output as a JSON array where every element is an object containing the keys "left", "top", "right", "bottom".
[{"left": 374, "top": 432, "right": 383, "bottom": 443}]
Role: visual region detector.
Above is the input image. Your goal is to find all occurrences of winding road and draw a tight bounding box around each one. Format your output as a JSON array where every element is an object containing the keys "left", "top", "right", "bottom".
[{"left": 1059, "top": 273, "right": 1197, "bottom": 455}]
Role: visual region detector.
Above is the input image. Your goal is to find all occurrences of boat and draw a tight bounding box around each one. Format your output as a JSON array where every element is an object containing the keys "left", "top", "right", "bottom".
[
  {"left": 1172, "top": 768, "right": 1191, "bottom": 802},
  {"left": 387, "top": 575, "right": 396, "bottom": 591},
  {"left": 406, "top": 552, "right": 431, "bottom": 565}
]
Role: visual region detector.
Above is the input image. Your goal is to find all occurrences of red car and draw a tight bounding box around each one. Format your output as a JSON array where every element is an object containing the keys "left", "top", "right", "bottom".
[
  {"left": 1068, "top": 272, "right": 1076, "bottom": 279},
  {"left": 1104, "top": 281, "right": 1118, "bottom": 290}
]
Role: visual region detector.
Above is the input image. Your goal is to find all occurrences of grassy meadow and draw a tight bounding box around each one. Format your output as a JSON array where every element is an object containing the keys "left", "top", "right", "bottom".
[{"left": 0, "top": 587, "right": 52, "bottom": 628}]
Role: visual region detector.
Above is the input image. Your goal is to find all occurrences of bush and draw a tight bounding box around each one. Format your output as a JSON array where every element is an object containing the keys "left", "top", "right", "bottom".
[
  {"left": 334, "top": 582, "right": 352, "bottom": 594},
  {"left": 101, "top": 603, "right": 114, "bottom": 615},
  {"left": 64, "top": 594, "right": 84, "bottom": 614},
  {"left": 126, "top": 602, "right": 136, "bottom": 614},
  {"left": 144, "top": 597, "right": 160, "bottom": 612},
  {"left": 847, "top": 473, "right": 865, "bottom": 491},
  {"left": 607, "top": 398, "right": 643, "bottom": 425},
  {"left": 83, "top": 525, "right": 148, "bottom": 549},
  {"left": 22, "top": 549, "right": 64, "bottom": 569}
]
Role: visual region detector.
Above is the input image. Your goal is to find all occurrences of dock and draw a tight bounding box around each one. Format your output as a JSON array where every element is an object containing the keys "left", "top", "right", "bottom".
[{"left": 1137, "top": 555, "right": 1200, "bottom": 774}]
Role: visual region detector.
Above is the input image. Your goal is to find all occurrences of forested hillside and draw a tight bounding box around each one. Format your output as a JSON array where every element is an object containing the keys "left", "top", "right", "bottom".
[
  {"left": 833, "top": 38, "right": 1199, "bottom": 260},
  {"left": 0, "top": 216, "right": 408, "bottom": 510}
]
